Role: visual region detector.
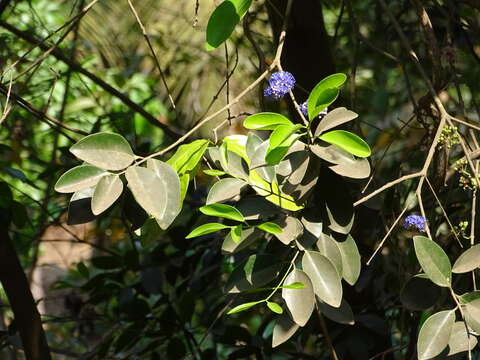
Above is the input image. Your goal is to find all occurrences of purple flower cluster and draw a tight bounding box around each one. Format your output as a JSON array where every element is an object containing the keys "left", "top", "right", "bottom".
[
  {"left": 299, "top": 101, "right": 328, "bottom": 119},
  {"left": 264, "top": 71, "right": 296, "bottom": 100},
  {"left": 403, "top": 215, "right": 426, "bottom": 232}
]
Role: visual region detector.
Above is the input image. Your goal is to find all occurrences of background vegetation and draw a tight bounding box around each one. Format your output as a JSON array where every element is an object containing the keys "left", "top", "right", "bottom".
[{"left": 1, "top": 0, "right": 480, "bottom": 359}]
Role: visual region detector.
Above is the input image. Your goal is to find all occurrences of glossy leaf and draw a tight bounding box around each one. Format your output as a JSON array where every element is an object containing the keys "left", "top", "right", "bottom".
[
  {"left": 227, "top": 300, "right": 262, "bottom": 314},
  {"left": 206, "top": 178, "right": 246, "bottom": 204},
  {"left": 205, "top": 0, "right": 252, "bottom": 51},
  {"left": 245, "top": 132, "right": 263, "bottom": 162},
  {"left": 314, "top": 107, "right": 359, "bottom": 136},
  {"left": 203, "top": 169, "right": 226, "bottom": 176},
  {"left": 230, "top": 225, "right": 242, "bottom": 243},
  {"left": 336, "top": 235, "right": 361, "bottom": 286},
  {"left": 272, "top": 313, "right": 299, "bottom": 348},
  {"left": 319, "top": 130, "right": 371, "bottom": 158},
  {"left": 459, "top": 291, "right": 480, "bottom": 304},
  {"left": 236, "top": 196, "right": 278, "bottom": 220},
  {"left": 222, "top": 135, "right": 249, "bottom": 161},
  {"left": 267, "top": 301, "right": 283, "bottom": 314},
  {"left": 147, "top": 159, "right": 182, "bottom": 229},
  {"left": 125, "top": 167, "right": 169, "bottom": 225},
  {"left": 55, "top": 165, "right": 106, "bottom": 193},
  {"left": 91, "top": 174, "right": 123, "bottom": 215},
  {"left": 413, "top": 236, "right": 452, "bottom": 287},
  {"left": 318, "top": 298, "right": 355, "bottom": 325},
  {"left": 282, "top": 269, "right": 314, "bottom": 326},
  {"left": 452, "top": 244, "right": 480, "bottom": 273},
  {"left": 464, "top": 298, "right": 480, "bottom": 333},
  {"left": 447, "top": 321, "right": 478, "bottom": 356},
  {"left": 249, "top": 140, "right": 275, "bottom": 182},
  {"left": 257, "top": 222, "right": 283, "bottom": 235},
  {"left": 243, "top": 112, "right": 292, "bottom": 130},
  {"left": 186, "top": 223, "right": 230, "bottom": 238},
  {"left": 307, "top": 73, "right": 347, "bottom": 120},
  {"left": 417, "top": 310, "right": 455, "bottom": 360},
  {"left": 200, "top": 203, "right": 244, "bottom": 222},
  {"left": 302, "top": 251, "right": 342, "bottom": 307},
  {"left": 311, "top": 144, "right": 371, "bottom": 179},
  {"left": 266, "top": 125, "right": 302, "bottom": 165},
  {"left": 316, "top": 233, "right": 343, "bottom": 277},
  {"left": 70, "top": 132, "right": 135, "bottom": 171},
  {"left": 166, "top": 139, "right": 209, "bottom": 175},
  {"left": 274, "top": 216, "right": 303, "bottom": 245}
]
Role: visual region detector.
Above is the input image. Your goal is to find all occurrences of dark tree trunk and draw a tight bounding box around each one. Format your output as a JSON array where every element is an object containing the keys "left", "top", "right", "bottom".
[{"left": 0, "top": 228, "right": 52, "bottom": 360}]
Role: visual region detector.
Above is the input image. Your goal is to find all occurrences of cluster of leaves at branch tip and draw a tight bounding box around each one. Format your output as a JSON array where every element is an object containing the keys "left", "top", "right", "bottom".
[
  {"left": 54, "top": 72, "right": 371, "bottom": 348},
  {"left": 409, "top": 235, "right": 480, "bottom": 359}
]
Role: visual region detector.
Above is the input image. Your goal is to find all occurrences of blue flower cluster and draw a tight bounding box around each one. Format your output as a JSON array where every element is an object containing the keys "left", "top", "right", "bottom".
[
  {"left": 403, "top": 215, "right": 426, "bottom": 232},
  {"left": 264, "top": 71, "right": 296, "bottom": 100},
  {"left": 299, "top": 101, "right": 328, "bottom": 119}
]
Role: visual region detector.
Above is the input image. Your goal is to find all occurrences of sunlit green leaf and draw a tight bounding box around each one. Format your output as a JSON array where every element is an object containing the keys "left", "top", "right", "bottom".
[
  {"left": 227, "top": 300, "right": 262, "bottom": 314},
  {"left": 266, "top": 125, "right": 302, "bottom": 165},
  {"left": 282, "top": 269, "right": 314, "bottom": 326},
  {"left": 257, "top": 222, "right": 283, "bottom": 235},
  {"left": 417, "top": 310, "right": 455, "bottom": 360},
  {"left": 186, "top": 223, "right": 230, "bottom": 238},
  {"left": 70, "top": 132, "right": 135, "bottom": 171},
  {"left": 307, "top": 73, "right": 347, "bottom": 120},
  {"left": 203, "top": 169, "right": 226, "bottom": 176},
  {"left": 200, "top": 203, "right": 245, "bottom": 222},
  {"left": 166, "top": 139, "right": 209, "bottom": 175},
  {"left": 267, "top": 301, "right": 283, "bottom": 314},
  {"left": 55, "top": 165, "right": 106, "bottom": 193},
  {"left": 452, "top": 244, "right": 480, "bottom": 273},
  {"left": 243, "top": 112, "right": 292, "bottom": 130},
  {"left": 91, "top": 174, "right": 123, "bottom": 215},
  {"left": 318, "top": 130, "right": 371, "bottom": 158},
  {"left": 413, "top": 236, "right": 452, "bottom": 287},
  {"left": 302, "top": 251, "right": 342, "bottom": 307},
  {"left": 230, "top": 224, "right": 242, "bottom": 243}
]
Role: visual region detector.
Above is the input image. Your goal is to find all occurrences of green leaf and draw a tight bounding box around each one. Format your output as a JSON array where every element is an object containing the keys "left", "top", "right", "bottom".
[
  {"left": 166, "top": 139, "right": 209, "bottom": 175},
  {"left": 336, "top": 234, "right": 361, "bottom": 286},
  {"left": 55, "top": 165, "right": 106, "bottom": 193},
  {"left": 459, "top": 291, "right": 480, "bottom": 304},
  {"left": 413, "top": 236, "right": 452, "bottom": 287},
  {"left": 230, "top": 225, "right": 243, "bottom": 243},
  {"left": 314, "top": 107, "right": 359, "bottom": 136},
  {"left": 147, "top": 159, "right": 182, "bottom": 229},
  {"left": 316, "top": 233, "right": 343, "bottom": 277},
  {"left": 302, "top": 251, "right": 343, "bottom": 307},
  {"left": 186, "top": 223, "right": 231, "bottom": 239},
  {"left": 206, "top": 178, "right": 246, "bottom": 204},
  {"left": 76, "top": 262, "right": 90, "bottom": 278},
  {"left": 282, "top": 269, "right": 314, "bottom": 326},
  {"left": 281, "top": 282, "right": 305, "bottom": 289},
  {"left": 219, "top": 141, "right": 229, "bottom": 170},
  {"left": 417, "top": 310, "right": 455, "bottom": 360},
  {"left": 257, "top": 222, "right": 283, "bottom": 235},
  {"left": 267, "top": 301, "right": 283, "bottom": 314},
  {"left": 319, "top": 130, "right": 371, "bottom": 158},
  {"left": 70, "top": 132, "right": 135, "bottom": 171},
  {"left": 205, "top": 0, "right": 252, "bottom": 51},
  {"left": 464, "top": 298, "right": 480, "bottom": 333},
  {"left": 272, "top": 313, "right": 300, "bottom": 348},
  {"left": 318, "top": 299, "right": 355, "bottom": 325},
  {"left": 266, "top": 124, "right": 302, "bottom": 165},
  {"left": 447, "top": 321, "right": 478, "bottom": 356},
  {"left": 243, "top": 112, "right": 293, "bottom": 130},
  {"left": 179, "top": 173, "right": 190, "bottom": 203},
  {"left": 125, "top": 167, "right": 171, "bottom": 226},
  {"left": 275, "top": 217, "right": 304, "bottom": 245},
  {"left": 91, "top": 174, "right": 123, "bottom": 215},
  {"left": 452, "top": 244, "right": 480, "bottom": 273},
  {"left": 307, "top": 73, "right": 347, "bottom": 120},
  {"left": 200, "top": 203, "right": 244, "bottom": 222},
  {"left": 227, "top": 300, "right": 262, "bottom": 314},
  {"left": 203, "top": 169, "right": 226, "bottom": 176}
]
